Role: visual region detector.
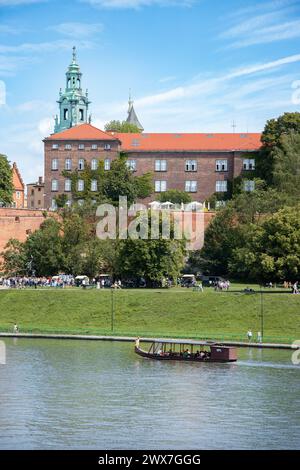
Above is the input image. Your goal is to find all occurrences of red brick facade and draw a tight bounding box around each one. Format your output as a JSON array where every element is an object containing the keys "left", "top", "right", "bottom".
[{"left": 44, "top": 124, "right": 261, "bottom": 209}]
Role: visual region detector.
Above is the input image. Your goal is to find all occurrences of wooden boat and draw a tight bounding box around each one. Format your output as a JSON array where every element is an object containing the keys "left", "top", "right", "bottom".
[{"left": 134, "top": 338, "right": 237, "bottom": 363}]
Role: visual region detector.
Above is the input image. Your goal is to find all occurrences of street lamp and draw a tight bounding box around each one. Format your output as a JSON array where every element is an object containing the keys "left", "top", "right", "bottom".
[{"left": 111, "top": 288, "right": 114, "bottom": 332}]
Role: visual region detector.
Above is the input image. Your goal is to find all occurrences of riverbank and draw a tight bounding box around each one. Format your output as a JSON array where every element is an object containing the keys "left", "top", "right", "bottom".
[
  {"left": 0, "top": 332, "right": 298, "bottom": 349},
  {"left": 0, "top": 287, "right": 299, "bottom": 344}
]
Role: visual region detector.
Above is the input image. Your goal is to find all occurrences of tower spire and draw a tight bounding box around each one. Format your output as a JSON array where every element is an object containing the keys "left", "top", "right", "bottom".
[
  {"left": 72, "top": 46, "right": 77, "bottom": 64},
  {"left": 126, "top": 91, "right": 144, "bottom": 132}
]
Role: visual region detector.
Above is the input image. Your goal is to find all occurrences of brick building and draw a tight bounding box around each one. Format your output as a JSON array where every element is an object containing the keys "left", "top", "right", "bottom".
[
  {"left": 27, "top": 177, "right": 45, "bottom": 210},
  {"left": 12, "top": 162, "right": 25, "bottom": 208},
  {"left": 44, "top": 48, "right": 261, "bottom": 209}
]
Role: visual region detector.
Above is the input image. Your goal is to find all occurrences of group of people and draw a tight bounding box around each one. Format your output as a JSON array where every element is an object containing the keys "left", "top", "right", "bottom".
[
  {"left": 156, "top": 348, "right": 211, "bottom": 360},
  {"left": 247, "top": 330, "right": 262, "bottom": 343},
  {"left": 0, "top": 276, "right": 75, "bottom": 289},
  {"left": 214, "top": 280, "right": 230, "bottom": 291}
]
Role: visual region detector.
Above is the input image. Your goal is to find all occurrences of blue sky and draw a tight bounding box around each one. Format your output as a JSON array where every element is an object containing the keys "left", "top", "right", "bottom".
[{"left": 0, "top": 0, "right": 300, "bottom": 184}]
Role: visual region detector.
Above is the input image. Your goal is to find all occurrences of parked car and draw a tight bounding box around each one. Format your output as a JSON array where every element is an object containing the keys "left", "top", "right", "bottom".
[{"left": 180, "top": 274, "right": 196, "bottom": 288}]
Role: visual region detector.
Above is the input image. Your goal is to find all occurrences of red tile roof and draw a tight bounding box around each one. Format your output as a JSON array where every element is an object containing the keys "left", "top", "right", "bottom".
[
  {"left": 115, "top": 132, "right": 262, "bottom": 152},
  {"left": 45, "top": 123, "right": 119, "bottom": 141},
  {"left": 44, "top": 124, "right": 262, "bottom": 151}
]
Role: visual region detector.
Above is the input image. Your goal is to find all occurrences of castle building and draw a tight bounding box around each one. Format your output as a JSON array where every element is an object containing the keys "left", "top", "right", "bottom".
[
  {"left": 27, "top": 177, "right": 45, "bottom": 209},
  {"left": 12, "top": 162, "right": 25, "bottom": 208},
  {"left": 44, "top": 49, "right": 261, "bottom": 210}
]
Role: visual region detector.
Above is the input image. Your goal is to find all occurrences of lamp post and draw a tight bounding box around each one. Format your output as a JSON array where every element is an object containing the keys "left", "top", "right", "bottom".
[
  {"left": 111, "top": 288, "right": 114, "bottom": 333},
  {"left": 260, "top": 291, "right": 264, "bottom": 340}
]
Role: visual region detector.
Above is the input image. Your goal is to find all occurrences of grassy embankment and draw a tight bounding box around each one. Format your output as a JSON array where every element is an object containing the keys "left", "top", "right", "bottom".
[{"left": 0, "top": 285, "right": 299, "bottom": 343}]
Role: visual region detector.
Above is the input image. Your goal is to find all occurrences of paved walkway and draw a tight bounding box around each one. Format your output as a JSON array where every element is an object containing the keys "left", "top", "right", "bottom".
[{"left": 0, "top": 332, "right": 298, "bottom": 350}]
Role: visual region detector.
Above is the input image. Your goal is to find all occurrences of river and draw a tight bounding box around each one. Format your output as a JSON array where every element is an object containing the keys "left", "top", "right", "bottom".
[{"left": 0, "top": 338, "right": 299, "bottom": 449}]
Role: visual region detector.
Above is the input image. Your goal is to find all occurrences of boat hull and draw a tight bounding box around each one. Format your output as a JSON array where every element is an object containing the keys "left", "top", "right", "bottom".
[{"left": 135, "top": 346, "right": 237, "bottom": 363}]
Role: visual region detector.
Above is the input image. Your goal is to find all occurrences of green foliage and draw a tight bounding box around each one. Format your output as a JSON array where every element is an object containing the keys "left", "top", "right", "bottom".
[
  {"left": 104, "top": 120, "right": 141, "bottom": 133},
  {"left": 0, "top": 154, "right": 13, "bottom": 206},
  {"left": 63, "top": 154, "right": 152, "bottom": 206},
  {"left": 158, "top": 189, "right": 192, "bottom": 204},
  {"left": 256, "top": 112, "right": 300, "bottom": 185},
  {"left": 273, "top": 132, "right": 300, "bottom": 203},
  {"left": 55, "top": 193, "right": 69, "bottom": 209},
  {"left": 1, "top": 239, "right": 27, "bottom": 276}
]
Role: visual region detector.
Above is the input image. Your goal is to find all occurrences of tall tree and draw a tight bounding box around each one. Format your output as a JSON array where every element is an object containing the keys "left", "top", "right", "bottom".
[
  {"left": 104, "top": 120, "right": 141, "bottom": 133},
  {"left": 273, "top": 132, "right": 300, "bottom": 203},
  {"left": 0, "top": 154, "right": 14, "bottom": 206}
]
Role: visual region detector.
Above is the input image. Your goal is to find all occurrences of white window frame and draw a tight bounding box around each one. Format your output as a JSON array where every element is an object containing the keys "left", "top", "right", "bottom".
[
  {"left": 216, "top": 159, "right": 228, "bottom": 172},
  {"left": 243, "top": 180, "right": 255, "bottom": 192},
  {"left": 64, "top": 179, "right": 71, "bottom": 192},
  {"left": 52, "top": 144, "right": 59, "bottom": 150},
  {"left": 51, "top": 158, "right": 58, "bottom": 171},
  {"left": 51, "top": 179, "right": 58, "bottom": 191},
  {"left": 78, "top": 159, "right": 85, "bottom": 170},
  {"left": 78, "top": 144, "right": 85, "bottom": 150},
  {"left": 216, "top": 180, "right": 227, "bottom": 192},
  {"left": 126, "top": 160, "right": 136, "bottom": 171},
  {"left": 185, "top": 160, "right": 197, "bottom": 172},
  {"left": 243, "top": 158, "right": 256, "bottom": 171},
  {"left": 104, "top": 144, "right": 111, "bottom": 151},
  {"left": 155, "top": 180, "right": 167, "bottom": 192},
  {"left": 65, "top": 144, "right": 72, "bottom": 150},
  {"left": 155, "top": 160, "right": 167, "bottom": 172},
  {"left": 185, "top": 181, "right": 197, "bottom": 192},
  {"left": 77, "top": 179, "right": 84, "bottom": 192},
  {"left": 65, "top": 158, "right": 72, "bottom": 171},
  {"left": 104, "top": 159, "right": 111, "bottom": 170},
  {"left": 91, "top": 159, "right": 98, "bottom": 170},
  {"left": 91, "top": 144, "right": 98, "bottom": 150},
  {"left": 91, "top": 180, "right": 98, "bottom": 192}
]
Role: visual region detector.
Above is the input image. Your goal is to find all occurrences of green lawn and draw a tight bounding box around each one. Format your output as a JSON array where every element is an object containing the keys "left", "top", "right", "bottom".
[{"left": 0, "top": 287, "right": 299, "bottom": 343}]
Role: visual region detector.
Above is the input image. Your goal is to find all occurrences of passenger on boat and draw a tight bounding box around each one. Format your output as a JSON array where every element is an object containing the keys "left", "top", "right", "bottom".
[
  {"left": 194, "top": 350, "right": 200, "bottom": 358},
  {"left": 183, "top": 349, "right": 191, "bottom": 359},
  {"left": 157, "top": 349, "right": 163, "bottom": 356},
  {"left": 199, "top": 351, "right": 205, "bottom": 359}
]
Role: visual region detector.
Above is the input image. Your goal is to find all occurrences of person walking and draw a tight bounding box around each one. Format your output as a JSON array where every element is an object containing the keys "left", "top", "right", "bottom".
[
  {"left": 247, "top": 329, "right": 253, "bottom": 342},
  {"left": 257, "top": 331, "right": 262, "bottom": 343}
]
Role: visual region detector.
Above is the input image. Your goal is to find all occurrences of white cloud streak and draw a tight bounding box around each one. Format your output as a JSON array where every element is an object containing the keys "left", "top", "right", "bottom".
[
  {"left": 81, "top": 0, "right": 195, "bottom": 9},
  {"left": 49, "top": 22, "right": 103, "bottom": 38}
]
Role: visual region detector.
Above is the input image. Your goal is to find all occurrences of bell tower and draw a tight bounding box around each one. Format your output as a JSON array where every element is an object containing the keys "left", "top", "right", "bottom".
[{"left": 54, "top": 47, "right": 91, "bottom": 133}]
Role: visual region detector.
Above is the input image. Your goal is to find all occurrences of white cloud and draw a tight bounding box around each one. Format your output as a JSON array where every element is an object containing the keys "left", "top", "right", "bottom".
[
  {"left": 220, "top": 0, "right": 300, "bottom": 48},
  {"left": 82, "top": 0, "right": 195, "bottom": 9},
  {"left": 49, "top": 22, "right": 103, "bottom": 38}
]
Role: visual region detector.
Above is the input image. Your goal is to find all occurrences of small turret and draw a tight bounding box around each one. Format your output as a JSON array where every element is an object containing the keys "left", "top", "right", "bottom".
[{"left": 126, "top": 91, "right": 144, "bottom": 132}]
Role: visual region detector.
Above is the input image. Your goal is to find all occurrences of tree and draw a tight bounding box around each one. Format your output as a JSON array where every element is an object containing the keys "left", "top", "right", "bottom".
[
  {"left": 256, "top": 112, "right": 300, "bottom": 185},
  {"left": 25, "top": 218, "right": 64, "bottom": 276},
  {"left": 229, "top": 205, "right": 300, "bottom": 282},
  {"left": 158, "top": 189, "right": 192, "bottom": 205},
  {"left": 55, "top": 193, "right": 69, "bottom": 209},
  {"left": 1, "top": 239, "right": 27, "bottom": 276},
  {"left": 104, "top": 120, "right": 141, "bottom": 133},
  {"left": 0, "top": 154, "right": 13, "bottom": 206},
  {"left": 273, "top": 132, "right": 300, "bottom": 203}
]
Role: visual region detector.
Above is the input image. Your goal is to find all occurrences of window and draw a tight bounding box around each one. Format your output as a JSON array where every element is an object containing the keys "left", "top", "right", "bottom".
[
  {"left": 77, "top": 180, "right": 84, "bottom": 192},
  {"left": 185, "top": 160, "right": 197, "bottom": 171},
  {"left": 79, "top": 109, "right": 84, "bottom": 121},
  {"left": 66, "top": 199, "right": 72, "bottom": 208},
  {"left": 51, "top": 159, "right": 58, "bottom": 171},
  {"left": 243, "top": 159, "right": 255, "bottom": 170},
  {"left": 216, "top": 160, "right": 228, "bottom": 172},
  {"left": 78, "top": 144, "right": 85, "bottom": 150},
  {"left": 104, "top": 159, "right": 111, "bottom": 170},
  {"left": 91, "top": 180, "right": 98, "bottom": 192},
  {"left": 104, "top": 144, "right": 111, "bottom": 150},
  {"left": 65, "top": 144, "right": 72, "bottom": 150},
  {"left": 16, "top": 191, "right": 21, "bottom": 199},
  {"left": 244, "top": 180, "right": 255, "bottom": 192},
  {"left": 155, "top": 180, "right": 167, "bottom": 192},
  {"left": 131, "top": 139, "right": 140, "bottom": 147},
  {"left": 216, "top": 201, "right": 226, "bottom": 208},
  {"left": 91, "top": 144, "right": 98, "bottom": 150},
  {"left": 65, "top": 179, "right": 71, "bottom": 192},
  {"left": 216, "top": 180, "right": 227, "bottom": 192},
  {"left": 155, "top": 160, "right": 167, "bottom": 172},
  {"left": 91, "top": 159, "right": 98, "bottom": 170},
  {"left": 78, "top": 159, "right": 85, "bottom": 170},
  {"left": 185, "top": 181, "right": 197, "bottom": 192},
  {"left": 126, "top": 160, "right": 136, "bottom": 171},
  {"left": 31, "top": 189, "right": 34, "bottom": 196},
  {"left": 51, "top": 179, "right": 58, "bottom": 191},
  {"left": 52, "top": 144, "right": 59, "bottom": 150},
  {"left": 64, "top": 109, "right": 68, "bottom": 120},
  {"left": 51, "top": 199, "right": 57, "bottom": 210},
  {"left": 65, "top": 158, "right": 72, "bottom": 170}
]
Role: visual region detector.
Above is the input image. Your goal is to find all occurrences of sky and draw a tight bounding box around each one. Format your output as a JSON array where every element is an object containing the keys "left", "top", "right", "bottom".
[{"left": 0, "top": 0, "right": 300, "bottom": 184}]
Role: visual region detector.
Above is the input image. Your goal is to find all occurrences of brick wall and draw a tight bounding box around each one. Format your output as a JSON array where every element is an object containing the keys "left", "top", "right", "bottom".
[{"left": 0, "top": 208, "right": 47, "bottom": 258}]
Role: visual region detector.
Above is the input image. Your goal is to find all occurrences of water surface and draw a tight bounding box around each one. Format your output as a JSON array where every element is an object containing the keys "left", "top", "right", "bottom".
[{"left": 0, "top": 339, "right": 299, "bottom": 449}]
